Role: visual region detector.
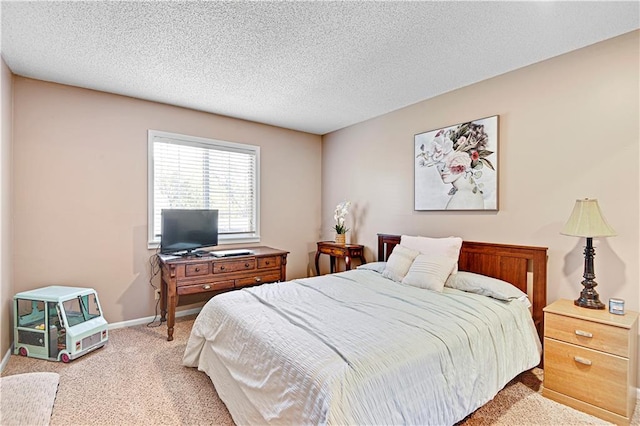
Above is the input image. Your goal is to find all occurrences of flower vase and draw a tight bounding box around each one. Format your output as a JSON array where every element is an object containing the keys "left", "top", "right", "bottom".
[{"left": 335, "top": 233, "right": 346, "bottom": 245}]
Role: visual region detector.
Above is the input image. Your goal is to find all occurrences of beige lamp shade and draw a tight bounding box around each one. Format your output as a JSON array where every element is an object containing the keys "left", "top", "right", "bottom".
[{"left": 560, "top": 198, "right": 616, "bottom": 238}]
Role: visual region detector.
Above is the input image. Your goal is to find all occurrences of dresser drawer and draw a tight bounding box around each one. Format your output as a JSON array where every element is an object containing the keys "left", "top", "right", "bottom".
[
  {"left": 213, "top": 259, "right": 256, "bottom": 274},
  {"left": 257, "top": 256, "right": 281, "bottom": 269},
  {"left": 545, "top": 312, "right": 629, "bottom": 357},
  {"left": 235, "top": 272, "right": 281, "bottom": 288},
  {"left": 544, "top": 338, "right": 628, "bottom": 416},
  {"left": 184, "top": 262, "right": 210, "bottom": 277},
  {"left": 177, "top": 280, "right": 235, "bottom": 296}
]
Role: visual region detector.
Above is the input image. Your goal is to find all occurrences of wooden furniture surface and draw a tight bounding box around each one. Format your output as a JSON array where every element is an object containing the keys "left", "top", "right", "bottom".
[
  {"left": 542, "top": 299, "right": 638, "bottom": 425},
  {"left": 315, "top": 241, "right": 366, "bottom": 275},
  {"left": 377, "top": 233, "right": 548, "bottom": 344},
  {"left": 158, "top": 246, "right": 288, "bottom": 341}
]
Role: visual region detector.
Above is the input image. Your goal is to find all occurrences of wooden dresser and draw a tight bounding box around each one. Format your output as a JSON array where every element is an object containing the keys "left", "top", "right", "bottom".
[
  {"left": 543, "top": 298, "right": 638, "bottom": 425},
  {"left": 158, "top": 246, "right": 288, "bottom": 341}
]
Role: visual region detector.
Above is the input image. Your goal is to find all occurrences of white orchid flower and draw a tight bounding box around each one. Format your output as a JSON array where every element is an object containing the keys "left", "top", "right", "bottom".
[{"left": 333, "top": 201, "right": 351, "bottom": 234}]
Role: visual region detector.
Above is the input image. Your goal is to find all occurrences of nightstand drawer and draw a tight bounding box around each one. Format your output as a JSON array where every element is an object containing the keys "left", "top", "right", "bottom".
[
  {"left": 545, "top": 312, "right": 629, "bottom": 357},
  {"left": 213, "top": 259, "right": 256, "bottom": 273},
  {"left": 544, "top": 338, "right": 628, "bottom": 416},
  {"left": 319, "top": 246, "right": 346, "bottom": 256}
]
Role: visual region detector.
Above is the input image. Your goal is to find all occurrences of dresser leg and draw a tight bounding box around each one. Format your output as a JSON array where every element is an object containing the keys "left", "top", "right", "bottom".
[
  {"left": 160, "top": 278, "right": 168, "bottom": 322},
  {"left": 167, "top": 294, "right": 176, "bottom": 341}
]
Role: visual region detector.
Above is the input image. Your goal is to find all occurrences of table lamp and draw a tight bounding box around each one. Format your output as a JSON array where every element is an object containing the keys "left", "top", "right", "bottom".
[{"left": 560, "top": 198, "right": 616, "bottom": 309}]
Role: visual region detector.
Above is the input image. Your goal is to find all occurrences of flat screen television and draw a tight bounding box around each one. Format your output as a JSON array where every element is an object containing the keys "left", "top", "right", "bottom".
[{"left": 160, "top": 209, "right": 219, "bottom": 255}]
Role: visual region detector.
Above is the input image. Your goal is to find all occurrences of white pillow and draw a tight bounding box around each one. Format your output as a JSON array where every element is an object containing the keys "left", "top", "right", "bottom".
[
  {"left": 382, "top": 245, "right": 419, "bottom": 282},
  {"left": 356, "top": 262, "right": 386, "bottom": 274},
  {"left": 445, "top": 271, "right": 530, "bottom": 306},
  {"left": 400, "top": 235, "right": 463, "bottom": 274},
  {"left": 402, "top": 255, "right": 456, "bottom": 292}
]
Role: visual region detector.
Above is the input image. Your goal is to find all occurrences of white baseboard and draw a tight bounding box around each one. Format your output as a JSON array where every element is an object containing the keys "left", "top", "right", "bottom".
[
  {"left": 1, "top": 307, "right": 202, "bottom": 373},
  {"left": 1, "top": 346, "right": 12, "bottom": 373},
  {"left": 107, "top": 307, "right": 202, "bottom": 330}
]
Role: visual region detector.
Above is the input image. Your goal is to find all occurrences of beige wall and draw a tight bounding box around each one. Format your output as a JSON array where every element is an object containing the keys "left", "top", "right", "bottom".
[
  {"left": 1, "top": 58, "right": 14, "bottom": 359},
  {"left": 323, "top": 30, "right": 639, "bottom": 332},
  {"left": 12, "top": 79, "right": 322, "bottom": 324}
]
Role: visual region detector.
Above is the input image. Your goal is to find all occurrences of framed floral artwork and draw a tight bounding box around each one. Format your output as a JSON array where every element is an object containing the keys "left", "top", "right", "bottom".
[{"left": 414, "top": 115, "right": 498, "bottom": 211}]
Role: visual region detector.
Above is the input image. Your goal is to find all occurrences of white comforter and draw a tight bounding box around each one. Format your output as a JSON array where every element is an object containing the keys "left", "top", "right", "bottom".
[{"left": 183, "top": 269, "right": 541, "bottom": 425}]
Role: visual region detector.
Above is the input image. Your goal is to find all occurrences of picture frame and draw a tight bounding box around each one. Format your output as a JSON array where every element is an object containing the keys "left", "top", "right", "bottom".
[{"left": 414, "top": 115, "right": 499, "bottom": 211}]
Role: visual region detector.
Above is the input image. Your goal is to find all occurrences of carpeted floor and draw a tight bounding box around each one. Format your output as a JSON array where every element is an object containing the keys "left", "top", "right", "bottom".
[{"left": 2, "top": 315, "right": 638, "bottom": 425}]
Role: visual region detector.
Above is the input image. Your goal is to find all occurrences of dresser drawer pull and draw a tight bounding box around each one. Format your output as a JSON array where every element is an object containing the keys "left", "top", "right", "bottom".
[
  {"left": 245, "top": 263, "right": 250, "bottom": 268},
  {"left": 220, "top": 266, "right": 225, "bottom": 271},
  {"left": 195, "top": 267, "right": 200, "bottom": 272},
  {"left": 575, "top": 330, "right": 593, "bottom": 338},
  {"left": 202, "top": 284, "right": 211, "bottom": 290},
  {"left": 574, "top": 356, "right": 592, "bottom": 366},
  {"left": 255, "top": 277, "right": 262, "bottom": 283}
]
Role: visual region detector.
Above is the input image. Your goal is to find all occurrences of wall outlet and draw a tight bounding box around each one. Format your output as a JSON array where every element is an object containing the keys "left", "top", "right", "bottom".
[{"left": 154, "top": 289, "right": 160, "bottom": 300}]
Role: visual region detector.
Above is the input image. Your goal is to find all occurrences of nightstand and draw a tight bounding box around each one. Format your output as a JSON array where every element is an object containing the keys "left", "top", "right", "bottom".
[
  {"left": 314, "top": 241, "right": 366, "bottom": 275},
  {"left": 542, "top": 299, "right": 638, "bottom": 425}
]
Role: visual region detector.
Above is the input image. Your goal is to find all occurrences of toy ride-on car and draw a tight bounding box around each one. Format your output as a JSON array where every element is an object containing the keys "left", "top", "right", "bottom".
[{"left": 14, "top": 286, "right": 108, "bottom": 362}]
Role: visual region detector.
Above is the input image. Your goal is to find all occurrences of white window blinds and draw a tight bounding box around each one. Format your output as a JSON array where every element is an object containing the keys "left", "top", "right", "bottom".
[{"left": 148, "top": 130, "right": 260, "bottom": 246}]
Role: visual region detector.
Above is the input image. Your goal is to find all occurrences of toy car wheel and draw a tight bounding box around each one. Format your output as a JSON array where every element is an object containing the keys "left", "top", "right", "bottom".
[
  {"left": 18, "top": 347, "right": 27, "bottom": 357},
  {"left": 60, "top": 353, "right": 70, "bottom": 363}
]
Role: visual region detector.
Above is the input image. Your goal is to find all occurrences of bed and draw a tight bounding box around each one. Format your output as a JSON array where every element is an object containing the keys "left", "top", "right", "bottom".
[{"left": 183, "top": 234, "right": 548, "bottom": 425}]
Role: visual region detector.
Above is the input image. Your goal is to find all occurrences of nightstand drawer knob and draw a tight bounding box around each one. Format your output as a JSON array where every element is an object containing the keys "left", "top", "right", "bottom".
[
  {"left": 575, "top": 330, "right": 593, "bottom": 338},
  {"left": 255, "top": 277, "right": 261, "bottom": 282},
  {"left": 574, "top": 356, "right": 592, "bottom": 366},
  {"left": 203, "top": 284, "right": 211, "bottom": 290}
]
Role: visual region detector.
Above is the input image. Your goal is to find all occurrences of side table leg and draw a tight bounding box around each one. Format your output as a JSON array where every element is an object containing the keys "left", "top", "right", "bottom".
[
  {"left": 314, "top": 251, "right": 321, "bottom": 276},
  {"left": 330, "top": 256, "right": 336, "bottom": 273},
  {"left": 345, "top": 256, "right": 352, "bottom": 270}
]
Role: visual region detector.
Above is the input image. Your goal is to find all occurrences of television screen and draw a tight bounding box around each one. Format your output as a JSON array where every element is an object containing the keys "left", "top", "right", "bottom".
[{"left": 160, "top": 209, "right": 219, "bottom": 254}]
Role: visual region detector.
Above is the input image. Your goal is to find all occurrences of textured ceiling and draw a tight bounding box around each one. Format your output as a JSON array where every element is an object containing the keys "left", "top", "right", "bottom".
[{"left": 1, "top": 1, "right": 638, "bottom": 135}]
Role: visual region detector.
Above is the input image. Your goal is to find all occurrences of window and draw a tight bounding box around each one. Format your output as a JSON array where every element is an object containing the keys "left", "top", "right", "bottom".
[
  {"left": 16, "top": 300, "right": 46, "bottom": 329},
  {"left": 148, "top": 130, "right": 260, "bottom": 248}
]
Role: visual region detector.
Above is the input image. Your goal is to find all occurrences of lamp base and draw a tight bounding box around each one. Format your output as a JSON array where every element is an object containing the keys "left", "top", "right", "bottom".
[
  {"left": 573, "top": 237, "right": 606, "bottom": 310},
  {"left": 574, "top": 291, "right": 605, "bottom": 310}
]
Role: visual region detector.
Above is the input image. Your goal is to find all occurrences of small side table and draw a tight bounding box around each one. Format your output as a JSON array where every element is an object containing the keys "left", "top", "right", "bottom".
[{"left": 315, "top": 241, "right": 366, "bottom": 275}]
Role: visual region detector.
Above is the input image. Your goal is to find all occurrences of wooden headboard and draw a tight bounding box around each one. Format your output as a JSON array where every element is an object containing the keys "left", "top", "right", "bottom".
[{"left": 377, "top": 233, "right": 548, "bottom": 343}]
